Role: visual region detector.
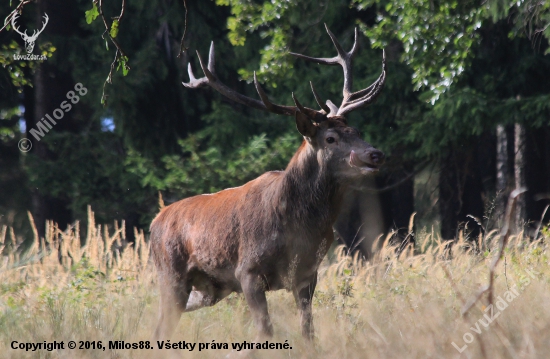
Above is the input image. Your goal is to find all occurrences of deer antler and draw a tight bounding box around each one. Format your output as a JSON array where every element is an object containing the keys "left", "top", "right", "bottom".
[
  {"left": 290, "top": 24, "right": 386, "bottom": 117},
  {"left": 11, "top": 12, "right": 48, "bottom": 40},
  {"left": 184, "top": 42, "right": 325, "bottom": 119},
  {"left": 11, "top": 13, "right": 28, "bottom": 39},
  {"left": 29, "top": 13, "right": 49, "bottom": 40},
  {"left": 183, "top": 26, "right": 386, "bottom": 121}
]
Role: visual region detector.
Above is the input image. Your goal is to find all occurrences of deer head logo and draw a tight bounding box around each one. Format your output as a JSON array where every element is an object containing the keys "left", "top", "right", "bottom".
[{"left": 12, "top": 13, "right": 49, "bottom": 54}]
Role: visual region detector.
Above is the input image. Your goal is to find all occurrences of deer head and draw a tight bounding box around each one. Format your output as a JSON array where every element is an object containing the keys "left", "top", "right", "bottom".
[
  {"left": 12, "top": 13, "right": 49, "bottom": 54},
  {"left": 183, "top": 24, "right": 387, "bottom": 179}
]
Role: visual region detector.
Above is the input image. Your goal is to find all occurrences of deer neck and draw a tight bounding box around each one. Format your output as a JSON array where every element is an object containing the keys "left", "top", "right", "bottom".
[{"left": 279, "top": 141, "right": 345, "bottom": 227}]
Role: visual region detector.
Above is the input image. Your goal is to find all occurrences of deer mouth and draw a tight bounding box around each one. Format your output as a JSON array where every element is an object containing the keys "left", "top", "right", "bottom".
[{"left": 349, "top": 150, "right": 380, "bottom": 172}]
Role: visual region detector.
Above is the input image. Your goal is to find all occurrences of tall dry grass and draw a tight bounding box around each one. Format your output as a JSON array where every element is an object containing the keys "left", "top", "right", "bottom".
[{"left": 1, "top": 206, "right": 549, "bottom": 358}]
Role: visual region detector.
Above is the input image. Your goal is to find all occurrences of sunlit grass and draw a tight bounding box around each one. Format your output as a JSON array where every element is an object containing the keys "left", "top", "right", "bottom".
[{"left": 1, "top": 207, "right": 549, "bottom": 358}]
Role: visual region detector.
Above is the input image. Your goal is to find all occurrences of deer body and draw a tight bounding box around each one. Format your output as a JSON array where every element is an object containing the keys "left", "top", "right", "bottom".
[
  {"left": 151, "top": 25, "right": 387, "bottom": 343},
  {"left": 151, "top": 142, "right": 341, "bottom": 313}
]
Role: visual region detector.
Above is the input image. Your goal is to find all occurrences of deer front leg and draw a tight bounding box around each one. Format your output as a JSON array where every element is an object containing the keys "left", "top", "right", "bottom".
[
  {"left": 154, "top": 275, "right": 188, "bottom": 341},
  {"left": 294, "top": 273, "right": 317, "bottom": 340},
  {"left": 240, "top": 273, "right": 273, "bottom": 338}
]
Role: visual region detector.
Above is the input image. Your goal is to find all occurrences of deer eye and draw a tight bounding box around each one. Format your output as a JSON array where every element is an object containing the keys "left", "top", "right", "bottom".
[{"left": 326, "top": 137, "right": 335, "bottom": 144}]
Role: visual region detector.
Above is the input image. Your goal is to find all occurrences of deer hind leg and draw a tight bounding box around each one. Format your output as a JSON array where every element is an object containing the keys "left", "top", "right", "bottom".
[
  {"left": 293, "top": 273, "right": 317, "bottom": 341},
  {"left": 153, "top": 274, "right": 189, "bottom": 341}
]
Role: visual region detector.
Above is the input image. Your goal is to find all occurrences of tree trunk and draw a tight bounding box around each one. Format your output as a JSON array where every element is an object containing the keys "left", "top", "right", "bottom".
[
  {"left": 514, "top": 123, "right": 526, "bottom": 233},
  {"left": 333, "top": 178, "right": 385, "bottom": 260},
  {"left": 439, "top": 152, "right": 461, "bottom": 240},
  {"left": 377, "top": 163, "right": 415, "bottom": 243},
  {"left": 439, "top": 146, "right": 485, "bottom": 240},
  {"left": 334, "top": 160, "right": 415, "bottom": 259},
  {"left": 390, "top": 164, "right": 415, "bottom": 237},
  {"left": 495, "top": 124, "right": 509, "bottom": 224},
  {"left": 30, "top": 13, "right": 48, "bottom": 238},
  {"left": 524, "top": 127, "right": 550, "bottom": 229},
  {"left": 29, "top": 0, "right": 76, "bottom": 237}
]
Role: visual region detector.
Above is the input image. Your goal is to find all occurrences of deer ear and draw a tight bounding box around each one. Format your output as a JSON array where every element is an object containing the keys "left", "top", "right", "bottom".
[{"left": 295, "top": 111, "right": 317, "bottom": 138}]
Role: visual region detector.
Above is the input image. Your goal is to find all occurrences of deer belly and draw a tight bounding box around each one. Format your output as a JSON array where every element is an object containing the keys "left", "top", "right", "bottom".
[{"left": 187, "top": 266, "right": 241, "bottom": 294}]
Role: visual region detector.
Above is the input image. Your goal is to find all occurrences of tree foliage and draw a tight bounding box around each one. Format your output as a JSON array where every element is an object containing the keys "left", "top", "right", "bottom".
[
  {"left": 1, "top": 0, "right": 549, "bottom": 236},
  {"left": 354, "top": 0, "right": 487, "bottom": 101}
]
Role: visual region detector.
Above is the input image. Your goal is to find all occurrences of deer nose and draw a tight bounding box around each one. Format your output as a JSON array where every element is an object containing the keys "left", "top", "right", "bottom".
[{"left": 368, "top": 150, "right": 385, "bottom": 165}]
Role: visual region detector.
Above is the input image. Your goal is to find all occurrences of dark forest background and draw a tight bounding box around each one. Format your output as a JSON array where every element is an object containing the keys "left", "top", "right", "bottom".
[{"left": 1, "top": 0, "right": 549, "bottom": 253}]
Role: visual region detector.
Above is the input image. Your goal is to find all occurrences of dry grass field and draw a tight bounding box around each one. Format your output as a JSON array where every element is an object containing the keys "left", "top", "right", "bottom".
[{"left": 1, "top": 207, "right": 549, "bottom": 359}]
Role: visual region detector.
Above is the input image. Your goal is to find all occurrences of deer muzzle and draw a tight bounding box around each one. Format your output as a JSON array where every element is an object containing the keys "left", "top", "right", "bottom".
[{"left": 349, "top": 149, "right": 385, "bottom": 172}]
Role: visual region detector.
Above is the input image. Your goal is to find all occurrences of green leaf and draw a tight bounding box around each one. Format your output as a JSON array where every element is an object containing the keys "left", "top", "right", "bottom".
[
  {"left": 116, "top": 56, "right": 129, "bottom": 76},
  {"left": 85, "top": 3, "right": 99, "bottom": 25},
  {"left": 227, "top": 17, "right": 246, "bottom": 46},
  {"left": 110, "top": 19, "right": 119, "bottom": 38}
]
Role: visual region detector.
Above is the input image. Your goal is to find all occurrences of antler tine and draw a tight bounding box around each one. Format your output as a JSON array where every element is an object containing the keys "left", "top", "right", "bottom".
[
  {"left": 195, "top": 49, "right": 216, "bottom": 83},
  {"left": 183, "top": 42, "right": 216, "bottom": 88},
  {"left": 207, "top": 41, "right": 216, "bottom": 76},
  {"left": 347, "top": 49, "right": 386, "bottom": 101},
  {"left": 324, "top": 24, "right": 358, "bottom": 99},
  {"left": 253, "top": 73, "right": 311, "bottom": 116},
  {"left": 11, "top": 13, "right": 24, "bottom": 36},
  {"left": 325, "top": 25, "right": 360, "bottom": 64},
  {"left": 324, "top": 24, "right": 347, "bottom": 59},
  {"left": 290, "top": 25, "right": 359, "bottom": 108},
  {"left": 38, "top": 13, "right": 49, "bottom": 34},
  {"left": 309, "top": 81, "right": 330, "bottom": 114},
  {"left": 349, "top": 27, "right": 359, "bottom": 57},
  {"left": 292, "top": 92, "right": 324, "bottom": 120},
  {"left": 292, "top": 92, "right": 305, "bottom": 112},
  {"left": 326, "top": 100, "right": 339, "bottom": 116},
  {"left": 182, "top": 41, "right": 309, "bottom": 116},
  {"left": 11, "top": 12, "right": 19, "bottom": 25},
  {"left": 27, "top": 13, "right": 49, "bottom": 40},
  {"left": 337, "top": 49, "right": 387, "bottom": 116},
  {"left": 183, "top": 63, "right": 207, "bottom": 88},
  {"left": 288, "top": 52, "right": 340, "bottom": 66},
  {"left": 254, "top": 72, "right": 276, "bottom": 112},
  {"left": 288, "top": 26, "right": 339, "bottom": 66}
]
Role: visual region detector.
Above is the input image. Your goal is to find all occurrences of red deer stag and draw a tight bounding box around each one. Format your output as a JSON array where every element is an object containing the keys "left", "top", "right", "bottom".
[{"left": 151, "top": 25, "right": 386, "bottom": 342}]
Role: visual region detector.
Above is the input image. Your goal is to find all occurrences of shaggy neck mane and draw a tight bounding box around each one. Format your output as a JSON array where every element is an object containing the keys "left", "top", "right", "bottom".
[{"left": 276, "top": 140, "right": 345, "bottom": 228}]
